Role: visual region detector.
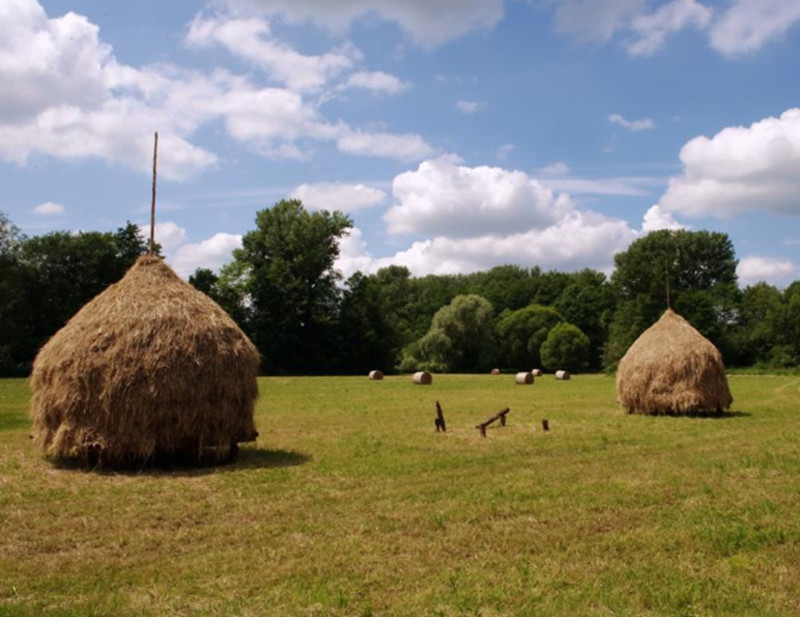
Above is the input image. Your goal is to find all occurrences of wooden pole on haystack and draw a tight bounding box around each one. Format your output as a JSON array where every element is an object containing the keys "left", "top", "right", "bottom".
[{"left": 149, "top": 131, "right": 159, "bottom": 256}]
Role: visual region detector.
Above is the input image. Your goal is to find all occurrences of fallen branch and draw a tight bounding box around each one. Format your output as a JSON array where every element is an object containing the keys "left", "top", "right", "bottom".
[{"left": 475, "top": 407, "right": 510, "bottom": 437}]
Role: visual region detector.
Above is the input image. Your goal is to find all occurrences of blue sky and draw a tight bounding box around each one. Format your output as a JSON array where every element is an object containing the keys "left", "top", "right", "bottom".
[{"left": 2, "top": 0, "right": 799, "bottom": 285}]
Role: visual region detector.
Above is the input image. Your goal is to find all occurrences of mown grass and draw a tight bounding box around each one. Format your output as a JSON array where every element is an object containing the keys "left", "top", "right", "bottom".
[{"left": 1, "top": 373, "right": 800, "bottom": 616}]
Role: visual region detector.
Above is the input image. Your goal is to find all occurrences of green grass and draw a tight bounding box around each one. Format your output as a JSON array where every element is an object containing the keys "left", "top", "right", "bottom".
[{"left": 2, "top": 374, "right": 800, "bottom": 616}]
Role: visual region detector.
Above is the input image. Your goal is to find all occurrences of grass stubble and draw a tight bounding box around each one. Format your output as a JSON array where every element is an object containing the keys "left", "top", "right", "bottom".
[{"left": 1, "top": 374, "right": 799, "bottom": 616}]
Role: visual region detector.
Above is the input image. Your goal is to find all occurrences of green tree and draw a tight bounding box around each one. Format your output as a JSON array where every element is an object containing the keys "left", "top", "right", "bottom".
[
  {"left": 0, "top": 212, "right": 23, "bottom": 374},
  {"left": 553, "top": 269, "right": 614, "bottom": 370},
  {"left": 605, "top": 230, "right": 738, "bottom": 369},
  {"left": 404, "top": 294, "right": 495, "bottom": 372},
  {"left": 540, "top": 322, "right": 591, "bottom": 372},
  {"left": 495, "top": 304, "right": 563, "bottom": 370},
  {"left": 233, "top": 199, "right": 352, "bottom": 372}
]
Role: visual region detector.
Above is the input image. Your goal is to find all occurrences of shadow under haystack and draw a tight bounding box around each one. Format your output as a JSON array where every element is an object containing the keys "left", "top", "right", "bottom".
[
  {"left": 616, "top": 309, "right": 732, "bottom": 415},
  {"left": 30, "top": 256, "right": 260, "bottom": 468}
]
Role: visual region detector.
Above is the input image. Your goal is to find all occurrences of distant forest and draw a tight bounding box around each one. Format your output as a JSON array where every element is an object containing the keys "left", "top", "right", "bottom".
[{"left": 2, "top": 203, "right": 798, "bottom": 377}]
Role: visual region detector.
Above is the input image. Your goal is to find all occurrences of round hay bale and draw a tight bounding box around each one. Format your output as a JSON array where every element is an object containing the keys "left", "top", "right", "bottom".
[
  {"left": 412, "top": 371, "right": 432, "bottom": 385},
  {"left": 490, "top": 368, "right": 501, "bottom": 375},
  {"left": 531, "top": 369, "right": 543, "bottom": 377},
  {"left": 617, "top": 309, "right": 732, "bottom": 415},
  {"left": 555, "top": 370, "right": 571, "bottom": 380},
  {"left": 368, "top": 370, "right": 384, "bottom": 381},
  {"left": 30, "top": 256, "right": 259, "bottom": 468},
  {"left": 515, "top": 372, "right": 534, "bottom": 385}
]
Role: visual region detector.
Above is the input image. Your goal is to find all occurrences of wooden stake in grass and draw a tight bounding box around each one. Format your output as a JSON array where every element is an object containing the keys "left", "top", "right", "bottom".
[
  {"left": 475, "top": 407, "right": 510, "bottom": 437},
  {"left": 435, "top": 401, "right": 447, "bottom": 432},
  {"left": 542, "top": 419, "right": 550, "bottom": 432},
  {"left": 149, "top": 131, "right": 159, "bottom": 256}
]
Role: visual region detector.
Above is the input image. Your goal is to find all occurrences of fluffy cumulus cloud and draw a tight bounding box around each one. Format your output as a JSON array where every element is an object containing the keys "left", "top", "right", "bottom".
[
  {"left": 641, "top": 204, "right": 686, "bottom": 231},
  {"left": 737, "top": 255, "right": 799, "bottom": 286},
  {"left": 332, "top": 157, "right": 674, "bottom": 278},
  {"left": 709, "top": 0, "right": 800, "bottom": 56},
  {"left": 170, "top": 232, "right": 243, "bottom": 278},
  {"left": 384, "top": 156, "right": 573, "bottom": 238},
  {"left": 220, "top": 0, "right": 505, "bottom": 47},
  {"left": 0, "top": 0, "right": 432, "bottom": 180},
  {"left": 32, "top": 201, "right": 65, "bottom": 215},
  {"left": 290, "top": 182, "right": 387, "bottom": 212},
  {"left": 659, "top": 108, "right": 800, "bottom": 217}
]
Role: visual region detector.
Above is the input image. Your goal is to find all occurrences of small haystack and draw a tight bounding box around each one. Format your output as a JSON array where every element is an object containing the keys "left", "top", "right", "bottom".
[
  {"left": 490, "top": 368, "right": 501, "bottom": 375},
  {"left": 532, "top": 369, "right": 543, "bottom": 377},
  {"left": 30, "top": 256, "right": 260, "bottom": 467},
  {"left": 515, "top": 372, "right": 534, "bottom": 385},
  {"left": 617, "top": 309, "right": 732, "bottom": 415},
  {"left": 555, "top": 370, "right": 571, "bottom": 380},
  {"left": 369, "top": 370, "right": 384, "bottom": 381},
  {"left": 413, "top": 371, "right": 433, "bottom": 385}
]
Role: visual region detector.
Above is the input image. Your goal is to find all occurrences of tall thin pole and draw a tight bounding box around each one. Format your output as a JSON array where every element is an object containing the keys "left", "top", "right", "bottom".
[{"left": 149, "top": 131, "right": 159, "bottom": 256}]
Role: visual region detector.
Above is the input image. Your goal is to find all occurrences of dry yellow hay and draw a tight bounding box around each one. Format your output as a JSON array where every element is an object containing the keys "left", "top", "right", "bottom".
[
  {"left": 412, "top": 371, "right": 432, "bottom": 385},
  {"left": 616, "top": 309, "right": 733, "bottom": 415},
  {"left": 531, "top": 369, "right": 543, "bottom": 377},
  {"left": 368, "top": 370, "right": 384, "bottom": 380},
  {"left": 30, "top": 256, "right": 259, "bottom": 467},
  {"left": 515, "top": 372, "right": 534, "bottom": 385},
  {"left": 490, "top": 368, "right": 501, "bottom": 375},
  {"left": 555, "top": 370, "right": 571, "bottom": 380}
]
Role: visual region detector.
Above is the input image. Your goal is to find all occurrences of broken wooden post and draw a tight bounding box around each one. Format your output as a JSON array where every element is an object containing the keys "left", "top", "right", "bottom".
[
  {"left": 475, "top": 407, "right": 510, "bottom": 437},
  {"left": 435, "top": 401, "right": 447, "bottom": 432},
  {"left": 542, "top": 418, "right": 549, "bottom": 432}
]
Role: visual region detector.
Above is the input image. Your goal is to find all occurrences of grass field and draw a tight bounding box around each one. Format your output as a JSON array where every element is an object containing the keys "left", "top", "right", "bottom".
[{"left": 1, "top": 373, "right": 800, "bottom": 617}]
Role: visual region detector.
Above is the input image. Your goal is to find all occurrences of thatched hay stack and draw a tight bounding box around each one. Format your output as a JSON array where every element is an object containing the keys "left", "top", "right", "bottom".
[
  {"left": 617, "top": 309, "right": 732, "bottom": 415},
  {"left": 413, "top": 371, "right": 432, "bottom": 385},
  {"left": 515, "top": 372, "right": 534, "bottom": 385},
  {"left": 490, "top": 368, "right": 501, "bottom": 375},
  {"left": 555, "top": 370, "right": 570, "bottom": 380},
  {"left": 369, "top": 370, "right": 384, "bottom": 381},
  {"left": 30, "top": 256, "right": 259, "bottom": 467},
  {"left": 532, "top": 369, "right": 543, "bottom": 377}
]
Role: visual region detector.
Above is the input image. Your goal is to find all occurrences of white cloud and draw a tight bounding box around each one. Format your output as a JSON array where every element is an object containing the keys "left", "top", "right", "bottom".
[
  {"left": 538, "top": 161, "right": 570, "bottom": 177},
  {"left": 627, "top": 0, "right": 712, "bottom": 56},
  {"left": 290, "top": 182, "right": 387, "bottom": 212},
  {"left": 220, "top": 0, "right": 505, "bottom": 47},
  {"left": 496, "top": 143, "right": 514, "bottom": 160},
  {"left": 345, "top": 71, "right": 410, "bottom": 95},
  {"left": 336, "top": 130, "right": 435, "bottom": 162},
  {"left": 186, "top": 14, "right": 359, "bottom": 92},
  {"left": 152, "top": 221, "right": 189, "bottom": 253},
  {"left": 384, "top": 156, "right": 573, "bottom": 238},
  {"left": 170, "top": 232, "right": 243, "bottom": 278},
  {"left": 32, "top": 201, "right": 65, "bottom": 215},
  {"left": 539, "top": 176, "right": 658, "bottom": 196},
  {"left": 608, "top": 113, "right": 655, "bottom": 131},
  {"left": 659, "top": 108, "right": 800, "bottom": 217},
  {"left": 456, "top": 100, "right": 482, "bottom": 114},
  {"left": 0, "top": 1, "right": 434, "bottom": 179},
  {"left": 641, "top": 204, "right": 686, "bottom": 231},
  {"left": 737, "top": 255, "right": 799, "bottom": 287},
  {"left": 710, "top": 0, "right": 800, "bottom": 57}
]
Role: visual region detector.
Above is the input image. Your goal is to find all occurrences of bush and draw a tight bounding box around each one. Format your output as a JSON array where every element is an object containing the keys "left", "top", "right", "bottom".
[{"left": 540, "top": 323, "right": 590, "bottom": 372}]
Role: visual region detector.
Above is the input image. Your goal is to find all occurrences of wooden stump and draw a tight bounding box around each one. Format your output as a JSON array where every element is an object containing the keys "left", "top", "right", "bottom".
[{"left": 435, "top": 401, "right": 447, "bottom": 432}]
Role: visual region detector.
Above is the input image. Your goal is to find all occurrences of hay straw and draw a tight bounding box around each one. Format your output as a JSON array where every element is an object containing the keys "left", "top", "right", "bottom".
[
  {"left": 616, "top": 309, "right": 732, "bottom": 415},
  {"left": 369, "top": 370, "right": 384, "bottom": 380},
  {"left": 30, "top": 256, "right": 260, "bottom": 466},
  {"left": 515, "top": 372, "right": 533, "bottom": 385},
  {"left": 555, "top": 370, "right": 570, "bottom": 380},
  {"left": 412, "top": 371, "right": 432, "bottom": 385}
]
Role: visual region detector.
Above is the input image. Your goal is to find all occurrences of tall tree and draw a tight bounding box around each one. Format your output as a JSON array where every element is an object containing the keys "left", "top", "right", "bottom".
[
  {"left": 402, "top": 294, "right": 495, "bottom": 372},
  {"left": 495, "top": 304, "right": 563, "bottom": 370},
  {"left": 233, "top": 199, "right": 352, "bottom": 372},
  {"left": 605, "top": 230, "right": 738, "bottom": 369}
]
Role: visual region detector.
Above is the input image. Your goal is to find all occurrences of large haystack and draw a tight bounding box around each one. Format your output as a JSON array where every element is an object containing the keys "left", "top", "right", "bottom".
[
  {"left": 30, "top": 256, "right": 260, "bottom": 467},
  {"left": 617, "top": 309, "right": 732, "bottom": 415}
]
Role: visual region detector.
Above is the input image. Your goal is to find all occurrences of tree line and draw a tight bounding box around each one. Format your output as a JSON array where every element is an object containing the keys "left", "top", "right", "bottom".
[{"left": 1, "top": 202, "right": 798, "bottom": 377}]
